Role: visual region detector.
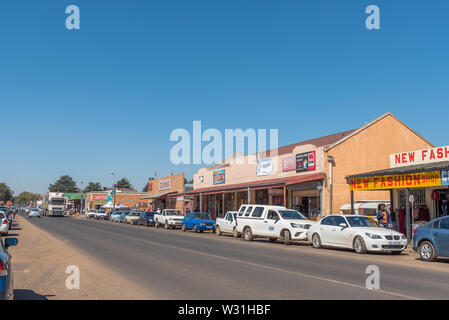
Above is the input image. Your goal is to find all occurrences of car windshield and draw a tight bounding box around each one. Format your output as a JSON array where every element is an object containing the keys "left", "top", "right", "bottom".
[
  {"left": 166, "top": 210, "right": 182, "bottom": 216},
  {"left": 346, "top": 216, "right": 378, "bottom": 228},
  {"left": 131, "top": 212, "right": 140, "bottom": 216},
  {"left": 278, "top": 210, "right": 306, "bottom": 220},
  {"left": 31, "top": 208, "right": 39, "bottom": 211},
  {"left": 192, "top": 213, "right": 211, "bottom": 220},
  {"left": 97, "top": 210, "right": 106, "bottom": 213},
  {"left": 50, "top": 200, "right": 64, "bottom": 205}
]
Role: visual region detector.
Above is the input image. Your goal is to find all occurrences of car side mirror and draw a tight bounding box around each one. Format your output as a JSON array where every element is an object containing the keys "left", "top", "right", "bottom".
[{"left": 5, "top": 237, "right": 18, "bottom": 248}]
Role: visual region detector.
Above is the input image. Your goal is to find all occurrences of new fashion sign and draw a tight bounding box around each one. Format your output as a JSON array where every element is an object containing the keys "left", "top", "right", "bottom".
[{"left": 390, "top": 146, "right": 449, "bottom": 168}]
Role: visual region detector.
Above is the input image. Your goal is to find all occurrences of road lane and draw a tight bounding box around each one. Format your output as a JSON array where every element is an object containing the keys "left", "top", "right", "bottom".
[{"left": 23, "top": 214, "right": 449, "bottom": 299}]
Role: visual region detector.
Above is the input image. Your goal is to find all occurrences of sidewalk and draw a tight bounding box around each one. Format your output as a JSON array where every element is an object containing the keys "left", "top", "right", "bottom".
[{"left": 7, "top": 215, "right": 153, "bottom": 300}]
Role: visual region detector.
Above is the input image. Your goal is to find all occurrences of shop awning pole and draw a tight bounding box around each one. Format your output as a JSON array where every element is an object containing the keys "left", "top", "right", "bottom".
[
  {"left": 200, "top": 192, "right": 202, "bottom": 212},
  {"left": 405, "top": 188, "right": 411, "bottom": 242},
  {"left": 350, "top": 191, "right": 354, "bottom": 214},
  {"left": 247, "top": 186, "right": 250, "bottom": 203}
]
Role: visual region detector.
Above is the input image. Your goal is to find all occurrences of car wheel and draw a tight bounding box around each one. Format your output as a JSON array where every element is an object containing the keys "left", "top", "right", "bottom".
[
  {"left": 419, "top": 241, "right": 436, "bottom": 262},
  {"left": 182, "top": 224, "right": 186, "bottom": 232},
  {"left": 312, "top": 233, "right": 322, "bottom": 249},
  {"left": 233, "top": 227, "right": 240, "bottom": 238},
  {"left": 243, "top": 227, "right": 253, "bottom": 241},
  {"left": 283, "top": 230, "right": 291, "bottom": 245},
  {"left": 164, "top": 221, "right": 169, "bottom": 229},
  {"left": 354, "top": 236, "right": 367, "bottom": 254},
  {"left": 193, "top": 225, "right": 197, "bottom": 233},
  {"left": 215, "top": 226, "right": 221, "bottom": 236}
]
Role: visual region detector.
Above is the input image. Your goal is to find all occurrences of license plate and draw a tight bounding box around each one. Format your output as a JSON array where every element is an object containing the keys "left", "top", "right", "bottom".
[{"left": 388, "top": 241, "right": 400, "bottom": 245}]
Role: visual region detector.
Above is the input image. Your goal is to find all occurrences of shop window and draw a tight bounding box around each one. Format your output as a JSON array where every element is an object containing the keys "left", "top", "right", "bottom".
[{"left": 399, "top": 189, "right": 426, "bottom": 208}]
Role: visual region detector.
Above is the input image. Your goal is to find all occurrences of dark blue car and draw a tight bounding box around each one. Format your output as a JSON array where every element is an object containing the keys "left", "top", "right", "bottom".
[
  {"left": 138, "top": 211, "right": 156, "bottom": 227},
  {"left": 181, "top": 212, "right": 216, "bottom": 233},
  {"left": 0, "top": 237, "right": 18, "bottom": 300},
  {"left": 413, "top": 216, "right": 449, "bottom": 262}
]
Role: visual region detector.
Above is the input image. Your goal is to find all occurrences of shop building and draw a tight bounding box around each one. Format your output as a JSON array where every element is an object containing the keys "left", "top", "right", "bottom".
[
  {"left": 143, "top": 173, "right": 193, "bottom": 213},
  {"left": 179, "top": 113, "right": 433, "bottom": 219},
  {"left": 85, "top": 189, "right": 148, "bottom": 210}
]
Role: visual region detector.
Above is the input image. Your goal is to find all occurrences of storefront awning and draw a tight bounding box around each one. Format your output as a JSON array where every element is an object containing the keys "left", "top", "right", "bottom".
[{"left": 141, "top": 191, "right": 177, "bottom": 200}]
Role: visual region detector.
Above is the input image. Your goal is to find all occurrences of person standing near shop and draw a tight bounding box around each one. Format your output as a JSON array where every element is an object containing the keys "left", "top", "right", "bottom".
[{"left": 377, "top": 204, "right": 392, "bottom": 229}]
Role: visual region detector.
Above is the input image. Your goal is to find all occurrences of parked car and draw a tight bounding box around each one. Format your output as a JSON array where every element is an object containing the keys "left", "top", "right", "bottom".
[
  {"left": 0, "top": 237, "right": 18, "bottom": 300},
  {"left": 95, "top": 209, "right": 109, "bottom": 220},
  {"left": 235, "top": 205, "right": 315, "bottom": 245},
  {"left": 182, "top": 212, "right": 216, "bottom": 233},
  {"left": 119, "top": 211, "right": 130, "bottom": 223},
  {"left": 86, "top": 210, "right": 97, "bottom": 219},
  {"left": 125, "top": 210, "right": 140, "bottom": 225},
  {"left": 154, "top": 209, "right": 184, "bottom": 229},
  {"left": 110, "top": 211, "right": 123, "bottom": 222},
  {"left": 215, "top": 211, "right": 239, "bottom": 237},
  {"left": 0, "top": 207, "right": 11, "bottom": 229},
  {"left": 0, "top": 211, "right": 9, "bottom": 236},
  {"left": 308, "top": 215, "right": 407, "bottom": 254},
  {"left": 413, "top": 216, "right": 449, "bottom": 262},
  {"left": 138, "top": 211, "right": 156, "bottom": 227},
  {"left": 28, "top": 208, "right": 41, "bottom": 219}
]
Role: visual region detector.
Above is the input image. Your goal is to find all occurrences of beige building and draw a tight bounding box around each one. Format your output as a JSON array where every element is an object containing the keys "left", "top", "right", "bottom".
[{"left": 180, "top": 113, "right": 433, "bottom": 219}]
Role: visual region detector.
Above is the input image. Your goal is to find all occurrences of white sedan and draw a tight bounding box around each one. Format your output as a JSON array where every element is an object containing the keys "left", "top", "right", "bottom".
[
  {"left": 308, "top": 215, "right": 407, "bottom": 254},
  {"left": 95, "top": 209, "right": 109, "bottom": 220},
  {"left": 28, "top": 208, "right": 41, "bottom": 219},
  {"left": 0, "top": 211, "right": 9, "bottom": 236}
]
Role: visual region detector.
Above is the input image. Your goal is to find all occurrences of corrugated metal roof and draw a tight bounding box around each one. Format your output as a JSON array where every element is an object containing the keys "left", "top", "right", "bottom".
[{"left": 346, "top": 161, "right": 449, "bottom": 181}]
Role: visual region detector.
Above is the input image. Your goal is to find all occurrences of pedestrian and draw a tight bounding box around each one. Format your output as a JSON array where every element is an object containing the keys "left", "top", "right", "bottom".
[{"left": 377, "top": 203, "right": 392, "bottom": 228}]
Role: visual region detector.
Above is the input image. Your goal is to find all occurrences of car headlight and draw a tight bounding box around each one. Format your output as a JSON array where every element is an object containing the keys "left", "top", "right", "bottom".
[
  {"left": 401, "top": 234, "right": 407, "bottom": 240},
  {"left": 290, "top": 223, "right": 304, "bottom": 228},
  {"left": 365, "top": 232, "right": 382, "bottom": 239}
]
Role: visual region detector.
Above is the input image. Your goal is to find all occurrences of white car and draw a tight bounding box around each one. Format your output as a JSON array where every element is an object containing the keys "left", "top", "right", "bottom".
[
  {"left": 308, "top": 214, "right": 408, "bottom": 254},
  {"left": 28, "top": 208, "right": 41, "bottom": 219},
  {"left": 95, "top": 209, "right": 109, "bottom": 220},
  {"left": 235, "top": 205, "right": 316, "bottom": 245},
  {"left": 86, "top": 210, "right": 97, "bottom": 219},
  {"left": 125, "top": 210, "right": 140, "bottom": 225},
  {"left": 215, "top": 211, "right": 239, "bottom": 237},
  {"left": 0, "top": 211, "right": 9, "bottom": 236},
  {"left": 154, "top": 209, "right": 184, "bottom": 229}
]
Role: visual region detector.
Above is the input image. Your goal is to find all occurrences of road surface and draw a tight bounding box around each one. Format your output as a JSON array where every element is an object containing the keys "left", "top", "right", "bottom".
[{"left": 22, "top": 213, "right": 449, "bottom": 299}]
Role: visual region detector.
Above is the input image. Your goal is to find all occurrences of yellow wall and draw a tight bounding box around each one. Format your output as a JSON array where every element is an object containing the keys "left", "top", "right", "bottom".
[{"left": 323, "top": 114, "right": 433, "bottom": 215}]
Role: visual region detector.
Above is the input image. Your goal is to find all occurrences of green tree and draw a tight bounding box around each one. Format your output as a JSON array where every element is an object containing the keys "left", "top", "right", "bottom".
[
  {"left": 84, "top": 182, "right": 102, "bottom": 193},
  {"left": 49, "top": 175, "right": 79, "bottom": 193},
  {"left": 0, "top": 183, "right": 14, "bottom": 203},
  {"left": 15, "top": 191, "right": 41, "bottom": 205},
  {"left": 142, "top": 177, "right": 155, "bottom": 192},
  {"left": 116, "top": 177, "right": 132, "bottom": 189}
]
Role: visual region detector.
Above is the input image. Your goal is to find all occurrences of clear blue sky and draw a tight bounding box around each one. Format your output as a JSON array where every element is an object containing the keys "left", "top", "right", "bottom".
[{"left": 0, "top": 0, "right": 448, "bottom": 195}]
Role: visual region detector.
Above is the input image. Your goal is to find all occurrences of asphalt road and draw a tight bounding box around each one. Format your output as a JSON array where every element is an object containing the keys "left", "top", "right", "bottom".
[{"left": 23, "top": 214, "right": 449, "bottom": 299}]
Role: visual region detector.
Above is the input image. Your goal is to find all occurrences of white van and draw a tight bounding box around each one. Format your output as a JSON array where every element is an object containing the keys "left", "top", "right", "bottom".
[{"left": 235, "top": 204, "right": 316, "bottom": 245}]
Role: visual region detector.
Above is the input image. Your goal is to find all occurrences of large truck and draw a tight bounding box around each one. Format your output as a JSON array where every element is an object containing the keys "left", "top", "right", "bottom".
[{"left": 43, "top": 192, "right": 65, "bottom": 216}]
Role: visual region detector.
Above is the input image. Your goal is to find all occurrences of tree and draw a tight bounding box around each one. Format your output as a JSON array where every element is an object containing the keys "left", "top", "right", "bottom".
[
  {"left": 115, "top": 177, "right": 132, "bottom": 189},
  {"left": 15, "top": 191, "right": 41, "bottom": 205},
  {"left": 83, "top": 182, "right": 102, "bottom": 193},
  {"left": 0, "top": 183, "right": 14, "bottom": 203},
  {"left": 49, "top": 175, "right": 79, "bottom": 193},
  {"left": 142, "top": 177, "right": 155, "bottom": 192}
]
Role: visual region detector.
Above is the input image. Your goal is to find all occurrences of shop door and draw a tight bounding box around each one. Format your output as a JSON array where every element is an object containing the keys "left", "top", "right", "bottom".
[{"left": 272, "top": 196, "right": 283, "bottom": 206}]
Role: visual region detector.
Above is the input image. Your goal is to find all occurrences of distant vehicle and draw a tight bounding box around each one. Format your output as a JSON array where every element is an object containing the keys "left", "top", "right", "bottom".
[
  {"left": 182, "top": 212, "right": 216, "bottom": 233},
  {"left": 110, "top": 211, "right": 123, "bottom": 222},
  {"left": 137, "top": 211, "right": 155, "bottom": 227},
  {"left": 215, "top": 211, "right": 239, "bottom": 237},
  {"left": 118, "top": 211, "right": 130, "bottom": 223},
  {"left": 308, "top": 215, "right": 407, "bottom": 254},
  {"left": 0, "top": 211, "right": 9, "bottom": 236},
  {"left": 125, "top": 210, "right": 140, "bottom": 225},
  {"left": 42, "top": 192, "right": 65, "bottom": 217},
  {"left": 95, "top": 209, "right": 108, "bottom": 220},
  {"left": 413, "top": 216, "right": 449, "bottom": 262},
  {"left": 235, "top": 205, "right": 316, "bottom": 245},
  {"left": 0, "top": 237, "right": 18, "bottom": 300},
  {"left": 86, "top": 210, "right": 97, "bottom": 219},
  {"left": 28, "top": 208, "right": 41, "bottom": 219},
  {"left": 154, "top": 209, "right": 184, "bottom": 229}
]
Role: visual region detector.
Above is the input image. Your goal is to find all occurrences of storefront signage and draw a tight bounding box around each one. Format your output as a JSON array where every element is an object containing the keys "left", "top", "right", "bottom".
[
  {"left": 257, "top": 157, "right": 273, "bottom": 176},
  {"left": 282, "top": 155, "right": 296, "bottom": 172},
  {"left": 442, "top": 170, "right": 449, "bottom": 186},
  {"left": 390, "top": 146, "right": 449, "bottom": 168},
  {"left": 159, "top": 179, "right": 171, "bottom": 191},
  {"left": 213, "top": 170, "right": 225, "bottom": 185},
  {"left": 349, "top": 171, "right": 444, "bottom": 191},
  {"left": 94, "top": 195, "right": 108, "bottom": 201},
  {"left": 296, "top": 151, "right": 316, "bottom": 173}
]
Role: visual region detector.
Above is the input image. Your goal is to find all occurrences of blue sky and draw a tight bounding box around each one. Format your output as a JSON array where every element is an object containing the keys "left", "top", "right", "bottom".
[{"left": 0, "top": 0, "right": 448, "bottom": 195}]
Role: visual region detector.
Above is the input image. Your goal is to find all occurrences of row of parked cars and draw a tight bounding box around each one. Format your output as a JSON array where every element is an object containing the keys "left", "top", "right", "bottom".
[
  {"left": 0, "top": 206, "right": 19, "bottom": 300},
  {"left": 84, "top": 204, "right": 449, "bottom": 262}
]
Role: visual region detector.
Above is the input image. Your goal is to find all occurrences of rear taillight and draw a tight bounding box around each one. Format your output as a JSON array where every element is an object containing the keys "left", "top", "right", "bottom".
[
  {"left": 0, "top": 261, "right": 7, "bottom": 277},
  {"left": 2, "top": 219, "right": 7, "bottom": 225}
]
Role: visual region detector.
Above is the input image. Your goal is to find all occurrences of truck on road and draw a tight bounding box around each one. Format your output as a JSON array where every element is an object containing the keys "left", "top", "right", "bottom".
[{"left": 43, "top": 192, "right": 65, "bottom": 217}]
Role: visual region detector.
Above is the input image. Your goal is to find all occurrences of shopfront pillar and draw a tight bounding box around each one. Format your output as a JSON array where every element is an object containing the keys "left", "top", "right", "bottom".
[
  {"left": 350, "top": 191, "right": 354, "bottom": 214},
  {"left": 405, "top": 188, "right": 411, "bottom": 242},
  {"left": 283, "top": 185, "right": 286, "bottom": 207},
  {"left": 222, "top": 193, "right": 225, "bottom": 217}
]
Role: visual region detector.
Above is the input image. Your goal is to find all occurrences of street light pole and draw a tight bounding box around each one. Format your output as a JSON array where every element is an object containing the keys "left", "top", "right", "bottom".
[
  {"left": 80, "top": 180, "right": 84, "bottom": 215},
  {"left": 109, "top": 171, "right": 116, "bottom": 210},
  {"left": 328, "top": 156, "right": 335, "bottom": 215}
]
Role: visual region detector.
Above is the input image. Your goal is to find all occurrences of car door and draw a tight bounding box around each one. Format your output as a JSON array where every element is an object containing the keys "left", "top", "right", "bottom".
[
  {"left": 436, "top": 217, "right": 449, "bottom": 256},
  {"left": 222, "top": 213, "right": 231, "bottom": 232},
  {"left": 331, "top": 216, "right": 353, "bottom": 247},
  {"left": 265, "top": 210, "right": 282, "bottom": 237},
  {"left": 319, "top": 216, "right": 337, "bottom": 245}
]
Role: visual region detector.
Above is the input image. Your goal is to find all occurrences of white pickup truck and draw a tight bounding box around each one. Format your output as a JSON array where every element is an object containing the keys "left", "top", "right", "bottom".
[
  {"left": 234, "top": 204, "right": 316, "bottom": 245},
  {"left": 154, "top": 209, "right": 184, "bottom": 229},
  {"left": 215, "top": 211, "right": 239, "bottom": 237}
]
